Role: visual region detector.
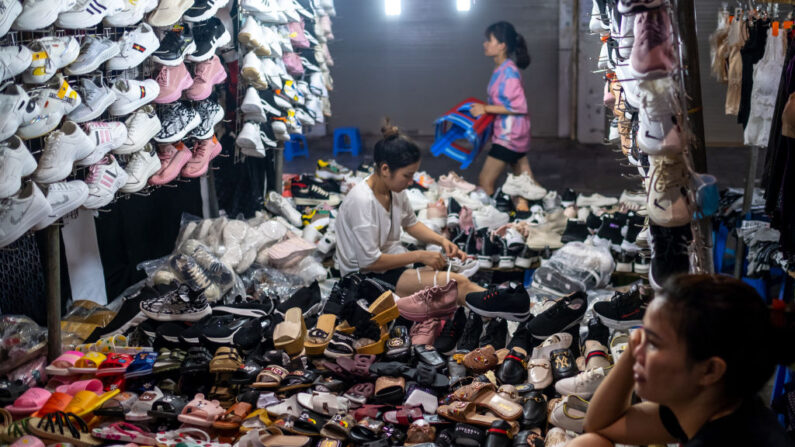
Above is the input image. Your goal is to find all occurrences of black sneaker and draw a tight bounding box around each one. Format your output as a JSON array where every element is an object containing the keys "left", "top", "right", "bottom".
[
  {"left": 585, "top": 212, "right": 602, "bottom": 233},
  {"left": 495, "top": 236, "right": 515, "bottom": 269},
  {"left": 155, "top": 102, "right": 200, "bottom": 143},
  {"left": 480, "top": 317, "right": 508, "bottom": 350},
  {"left": 560, "top": 188, "right": 577, "bottom": 207},
  {"left": 188, "top": 18, "right": 231, "bottom": 62},
  {"left": 526, "top": 292, "right": 587, "bottom": 339},
  {"left": 447, "top": 197, "right": 461, "bottom": 228},
  {"left": 465, "top": 285, "right": 531, "bottom": 322},
  {"left": 584, "top": 317, "right": 610, "bottom": 347},
  {"left": 434, "top": 307, "right": 466, "bottom": 355},
  {"left": 299, "top": 174, "right": 340, "bottom": 194},
  {"left": 155, "top": 322, "right": 186, "bottom": 346},
  {"left": 493, "top": 187, "right": 514, "bottom": 214},
  {"left": 614, "top": 250, "right": 636, "bottom": 273},
  {"left": 233, "top": 316, "right": 274, "bottom": 351},
  {"left": 212, "top": 301, "right": 273, "bottom": 317},
  {"left": 179, "top": 314, "right": 231, "bottom": 345},
  {"left": 259, "top": 89, "right": 291, "bottom": 114},
  {"left": 457, "top": 311, "right": 483, "bottom": 351},
  {"left": 593, "top": 284, "right": 646, "bottom": 330},
  {"left": 152, "top": 29, "right": 196, "bottom": 66},
  {"left": 277, "top": 281, "right": 322, "bottom": 317},
  {"left": 594, "top": 215, "right": 623, "bottom": 250},
  {"left": 506, "top": 317, "right": 536, "bottom": 353},
  {"left": 184, "top": 0, "right": 228, "bottom": 22},
  {"left": 649, "top": 223, "right": 691, "bottom": 290},
  {"left": 515, "top": 246, "right": 539, "bottom": 269},
  {"left": 291, "top": 181, "right": 335, "bottom": 206},
  {"left": 560, "top": 219, "right": 589, "bottom": 243},
  {"left": 202, "top": 317, "right": 251, "bottom": 344},
  {"left": 169, "top": 254, "right": 211, "bottom": 291},
  {"left": 187, "top": 99, "right": 223, "bottom": 140}
]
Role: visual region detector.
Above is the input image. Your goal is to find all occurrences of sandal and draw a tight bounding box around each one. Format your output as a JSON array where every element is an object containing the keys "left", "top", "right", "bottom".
[
  {"left": 28, "top": 412, "right": 100, "bottom": 447},
  {"left": 64, "top": 390, "right": 119, "bottom": 417},
  {"left": 153, "top": 348, "right": 186, "bottom": 374},
  {"left": 279, "top": 370, "right": 319, "bottom": 392},
  {"left": 231, "top": 360, "right": 263, "bottom": 385},
  {"left": 68, "top": 352, "right": 106, "bottom": 374},
  {"left": 0, "top": 415, "right": 30, "bottom": 443},
  {"left": 373, "top": 376, "right": 405, "bottom": 405},
  {"left": 95, "top": 353, "right": 133, "bottom": 377},
  {"left": 266, "top": 395, "right": 302, "bottom": 419},
  {"left": 336, "top": 354, "right": 375, "bottom": 378},
  {"left": 147, "top": 393, "right": 188, "bottom": 420},
  {"left": 181, "top": 347, "right": 213, "bottom": 374},
  {"left": 32, "top": 392, "right": 73, "bottom": 418},
  {"left": 354, "top": 326, "right": 389, "bottom": 355},
  {"left": 6, "top": 388, "right": 51, "bottom": 416},
  {"left": 258, "top": 426, "right": 310, "bottom": 447},
  {"left": 252, "top": 365, "right": 289, "bottom": 388},
  {"left": 156, "top": 427, "right": 230, "bottom": 447},
  {"left": 124, "top": 351, "right": 158, "bottom": 378},
  {"left": 94, "top": 391, "right": 138, "bottom": 417},
  {"left": 177, "top": 393, "right": 225, "bottom": 427},
  {"left": 125, "top": 388, "right": 163, "bottom": 422},
  {"left": 320, "top": 413, "right": 356, "bottom": 440},
  {"left": 240, "top": 408, "right": 272, "bottom": 432},
  {"left": 385, "top": 326, "right": 411, "bottom": 361},
  {"left": 273, "top": 308, "right": 307, "bottom": 355},
  {"left": 209, "top": 347, "right": 243, "bottom": 373},
  {"left": 450, "top": 382, "right": 522, "bottom": 421},
  {"left": 45, "top": 352, "right": 84, "bottom": 377},
  {"left": 55, "top": 379, "right": 103, "bottom": 396},
  {"left": 304, "top": 314, "right": 336, "bottom": 355},
  {"left": 296, "top": 391, "right": 349, "bottom": 416},
  {"left": 343, "top": 383, "right": 374, "bottom": 407},
  {"left": 91, "top": 421, "right": 157, "bottom": 444},
  {"left": 437, "top": 401, "right": 518, "bottom": 430},
  {"left": 275, "top": 411, "right": 327, "bottom": 437},
  {"left": 208, "top": 386, "right": 235, "bottom": 408},
  {"left": 213, "top": 401, "right": 252, "bottom": 430}
]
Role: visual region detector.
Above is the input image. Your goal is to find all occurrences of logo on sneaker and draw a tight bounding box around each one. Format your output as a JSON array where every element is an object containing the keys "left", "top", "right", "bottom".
[
  {"left": 86, "top": 0, "right": 108, "bottom": 14},
  {"left": 139, "top": 86, "right": 146, "bottom": 98},
  {"left": 132, "top": 43, "right": 146, "bottom": 53},
  {"left": 620, "top": 309, "right": 641, "bottom": 319},
  {"left": 554, "top": 355, "right": 570, "bottom": 369},
  {"left": 52, "top": 195, "right": 70, "bottom": 207}
]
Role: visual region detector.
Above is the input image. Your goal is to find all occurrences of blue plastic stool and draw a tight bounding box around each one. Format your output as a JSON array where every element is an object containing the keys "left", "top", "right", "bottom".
[
  {"left": 333, "top": 127, "right": 362, "bottom": 157},
  {"left": 284, "top": 133, "right": 309, "bottom": 161}
]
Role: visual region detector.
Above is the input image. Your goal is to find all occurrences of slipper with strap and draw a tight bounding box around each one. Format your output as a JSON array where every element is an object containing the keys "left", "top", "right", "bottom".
[
  {"left": 177, "top": 393, "right": 224, "bottom": 427},
  {"left": 125, "top": 388, "right": 163, "bottom": 422},
  {"left": 147, "top": 393, "right": 188, "bottom": 421},
  {"left": 212, "top": 401, "right": 252, "bottom": 430},
  {"left": 68, "top": 352, "right": 106, "bottom": 374},
  {"left": 45, "top": 352, "right": 84, "bottom": 377},
  {"left": 209, "top": 347, "right": 243, "bottom": 373},
  {"left": 304, "top": 314, "right": 336, "bottom": 355},
  {"left": 28, "top": 412, "right": 100, "bottom": 447},
  {"left": 240, "top": 408, "right": 272, "bottom": 433},
  {"left": 92, "top": 421, "right": 157, "bottom": 444},
  {"left": 93, "top": 392, "right": 137, "bottom": 417},
  {"left": 252, "top": 366, "right": 289, "bottom": 389}
]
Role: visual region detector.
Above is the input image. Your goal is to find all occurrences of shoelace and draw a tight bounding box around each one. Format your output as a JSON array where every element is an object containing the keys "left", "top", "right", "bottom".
[
  {"left": 653, "top": 158, "right": 687, "bottom": 192},
  {"left": 310, "top": 184, "right": 328, "bottom": 197},
  {"left": 85, "top": 163, "right": 102, "bottom": 185},
  {"left": 156, "top": 67, "right": 170, "bottom": 85}
]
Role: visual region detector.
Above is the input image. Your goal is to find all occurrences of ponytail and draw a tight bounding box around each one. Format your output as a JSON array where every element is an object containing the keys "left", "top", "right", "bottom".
[
  {"left": 485, "top": 21, "right": 531, "bottom": 70},
  {"left": 514, "top": 33, "right": 531, "bottom": 69}
]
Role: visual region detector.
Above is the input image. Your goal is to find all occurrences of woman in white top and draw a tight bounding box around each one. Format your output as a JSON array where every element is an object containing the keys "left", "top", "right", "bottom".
[{"left": 334, "top": 123, "right": 487, "bottom": 302}]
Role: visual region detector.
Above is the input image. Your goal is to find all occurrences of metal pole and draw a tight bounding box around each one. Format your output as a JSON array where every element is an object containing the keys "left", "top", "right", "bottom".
[
  {"left": 274, "top": 148, "right": 284, "bottom": 194},
  {"left": 45, "top": 225, "right": 61, "bottom": 361},
  {"left": 733, "top": 145, "right": 760, "bottom": 278},
  {"left": 206, "top": 167, "right": 220, "bottom": 218},
  {"left": 570, "top": 0, "right": 579, "bottom": 140}
]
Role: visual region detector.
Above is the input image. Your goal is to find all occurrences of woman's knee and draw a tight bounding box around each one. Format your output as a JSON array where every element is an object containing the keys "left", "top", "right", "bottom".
[{"left": 567, "top": 433, "right": 614, "bottom": 447}]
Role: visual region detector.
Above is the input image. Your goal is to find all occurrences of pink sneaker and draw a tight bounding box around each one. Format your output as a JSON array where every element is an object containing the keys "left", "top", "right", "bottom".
[
  {"left": 186, "top": 55, "right": 227, "bottom": 101},
  {"left": 149, "top": 142, "right": 192, "bottom": 185},
  {"left": 459, "top": 206, "right": 474, "bottom": 232},
  {"left": 438, "top": 171, "right": 476, "bottom": 193},
  {"left": 181, "top": 135, "right": 222, "bottom": 178},
  {"left": 397, "top": 280, "right": 458, "bottom": 322},
  {"left": 155, "top": 63, "right": 194, "bottom": 104},
  {"left": 629, "top": 8, "right": 674, "bottom": 80},
  {"left": 410, "top": 319, "right": 442, "bottom": 345}
]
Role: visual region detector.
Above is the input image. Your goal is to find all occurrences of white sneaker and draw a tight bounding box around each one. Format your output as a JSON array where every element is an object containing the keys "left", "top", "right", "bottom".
[
  {"left": 646, "top": 154, "right": 691, "bottom": 227},
  {"left": 239, "top": 16, "right": 270, "bottom": 56},
  {"left": 502, "top": 173, "right": 547, "bottom": 201},
  {"left": 0, "top": 44, "right": 31, "bottom": 82},
  {"left": 17, "top": 78, "right": 82, "bottom": 139},
  {"left": 110, "top": 78, "right": 159, "bottom": 116},
  {"left": 80, "top": 121, "right": 128, "bottom": 165},
  {"left": 237, "top": 121, "right": 266, "bottom": 158},
  {"left": 104, "top": 0, "right": 156, "bottom": 26},
  {"left": 637, "top": 110, "right": 682, "bottom": 156},
  {"left": 265, "top": 190, "right": 302, "bottom": 227},
  {"left": 32, "top": 180, "right": 89, "bottom": 230},
  {"left": 316, "top": 231, "right": 335, "bottom": 254},
  {"left": 542, "top": 190, "right": 560, "bottom": 211},
  {"left": 576, "top": 192, "right": 618, "bottom": 208},
  {"left": 65, "top": 36, "right": 119, "bottom": 75},
  {"left": 261, "top": 57, "right": 283, "bottom": 89},
  {"left": 241, "top": 51, "right": 268, "bottom": 89},
  {"left": 33, "top": 121, "right": 96, "bottom": 183},
  {"left": 148, "top": 0, "right": 193, "bottom": 27},
  {"left": 57, "top": 0, "right": 124, "bottom": 28},
  {"left": 114, "top": 104, "right": 160, "bottom": 154},
  {"left": 0, "top": 83, "right": 35, "bottom": 141},
  {"left": 473, "top": 205, "right": 510, "bottom": 230},
  {"left": 106, "top": 23, "right": 160, "bottom": 71},
  {"left": 22, "top": 36, "right": 79, "bottom": 84},
  {"left": 68, "top": 78, "right": 116, "bottom": 123},
  {"left": 277, "top": 0, "right": 298, "bottom": 21},
  {"left": 405, "top": 188, "right": 429, "bottom": 211},
  {"left": 0, "top": 0, "right": 22, "bottom": 37},
  {"left": 294, "top": 108, "right": 314, "bottom": 126},
  {"left": 83, "top": 154, "right": 128, "bottom": 209},
  {"left": 241, "top": 86, "right": 270, "bottom": 121},
  {"left": 13, "top": 0, "right": 74, "bottom": 30},
  {"left": 120, "top": 143, "right": 160, "bottom": 193},
  {"left": 262, "top": 25, "right": 283, "bottom": 56},
  {"left": 448, "top": 257, "right": 479, "bottom": 277},
  {"left": 0, "top": 182, "right": 51, "bottom": 248},
  {"left": 504, "top": 227, "right": 525, "bottom": 248},
  {"left": 0, "top": 136, "right": 35, "bottom": 199}
]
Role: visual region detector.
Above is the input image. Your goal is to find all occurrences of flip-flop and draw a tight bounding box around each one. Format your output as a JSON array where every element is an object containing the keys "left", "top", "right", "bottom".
[
  {"left": 32, "top": 393, "right": 73, "bottom": 418},
  {"left": 45, "top": 352, "right": 84, "bottom": 377},
  {"left": 55, "top": 380, "right": 103, "bottom": 396},
  {"left": 91, "top": 421, "right": 157, "bottom": 444},
  {"left": 6, "top": 388, "right": 51, "bottom": 416},
  {"left": 68, "top": 352, "right": 106, "bottom": 374},
  {"left": 28, "top": 412, "right": 101, "bottom": 447}
]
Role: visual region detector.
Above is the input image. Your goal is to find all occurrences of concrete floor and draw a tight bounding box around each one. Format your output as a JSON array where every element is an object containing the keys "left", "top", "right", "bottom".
[{"left": 287, "top": 135, "right": 761, "bottom": 196}]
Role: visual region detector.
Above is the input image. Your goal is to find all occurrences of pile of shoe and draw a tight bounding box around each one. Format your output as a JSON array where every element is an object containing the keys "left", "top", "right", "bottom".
[{"left": 236, "top": 0, "right": 335, "bottom": 158}]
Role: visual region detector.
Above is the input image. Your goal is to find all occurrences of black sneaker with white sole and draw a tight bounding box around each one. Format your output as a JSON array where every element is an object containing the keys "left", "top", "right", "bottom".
[
  {"left": 526, "top": 291, "right": 587, "bottom": 339},
  {"left": 155, "top": 102, "right": 201, "bottom": 143},
  {"left": 201, "top": 317, "right": 251, "bottom": 344},
  {"left": 260, "top": 89, "right": 292, "bottom": 113},
  {"left": 515, "top": 245, "right": 539, "bottom": 268},
  {"left": 447, "top": 197, "right": 461, "bottom": 228},
  {"left": 561, "top": 219, "right": 589, "bottom": 243},
  {"left": 188, "top": 18, "right": 231, "bottom": 62},
  {"left": 560, "top": 188, "right": 577, "bottom": 207},
  {"left": 634, "top": 249, "right": 651, "bottom": 274},
  {"left": 184, "top": 0, "right": 229, "bottom": 22},
  {"left": 465, "top": 285, "right": 531, "bottom": 322},
  {"left": 593, "top": 285, "right": 646, "bottom": 330},
  {"left": 291, "top": 181, "right": 335, "bottom": 206},
  {"left": 152, "top": 29, "right": 196, "bottom": 66}
]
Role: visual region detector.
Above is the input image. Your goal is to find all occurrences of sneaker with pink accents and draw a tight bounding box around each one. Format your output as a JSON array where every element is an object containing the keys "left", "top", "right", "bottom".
[
  {"left": 181, "top": 135, "right": 222, "bottom": 178},
  {"left": 397, "top": 280, "right": 458, "bottom": 322},
  {"left": 186, "top": 55, "right": 227, "bottom": 101},
  {"left": 155, "top": 63, "right": 193, "bottom": 104},
  {"left": 438, "top": 171, "right": 476, "bottom": 193},
  {"left": 83, "top": 154, "right": 129, "bottom": 209},
  {"left": 80, "top": 121, "right": 128, "bottom": 165},
  {"left": 410, "top": 319, "right": 442, "bottom": 345},
  {"left": 148, "top": 142, "right": 192, "bottom": 185}
]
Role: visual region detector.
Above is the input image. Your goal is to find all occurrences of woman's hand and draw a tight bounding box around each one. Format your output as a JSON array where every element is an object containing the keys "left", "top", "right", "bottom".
[
  {"left": 470, "top": 103, "right": 487, "bottom": 117},
  {"left": 441, "top": 239, "right": 467, "bottom": 261},
  {"left": 417, "top": 251, "right": 447, "bottom": 270}
]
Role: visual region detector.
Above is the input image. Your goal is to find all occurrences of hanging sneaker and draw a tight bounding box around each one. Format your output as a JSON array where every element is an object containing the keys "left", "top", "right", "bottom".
[
  {"left": 104, "top": 0, "right": 156, "bottom": 26},
  {"left": 238, "top": 16, "right": 269, "bottom": 56},
  {"left": 0, "top": 83, "right": 35, "bottom": 141},
  {"left": 106, "top": 23, "right": 160, "bottom": 71},
  {"left": 187, "top": 17, "right": 230, "bottom": 62},
  {"left": 0, "top": 182, "right": 51, "bottom": 248},
  {"left": 0, "top": 0, "right": 22, "bottom": 37},
  {"left": 155, "top": 63, "right": 193, "bottom": 104},
  {"left": 502, "top": 173, "right": 547, "bottom": 201},
  {"left": 120, "top": 143, "right": 160, "bottom": 193},
  {"left": 183, "top": 0, "right": 227, "bottom": 21},
  {"left": 185, "top": 55, "right": 227, "bottom": 101},
  {"left": 13, "top": 0, "right": 75, "bottom": 30},
  {"left": 0, "top": 136, "right": 35, "bottom": 199},
  {"left": 240, "top": 86, "right": 271, "bottom": 121},
  {"left": 155, "top": 101, "right": 200, "bottom": 143},
  {"left": 152, "top": 28, "right": 196, "bottom": 66},
  {"left": 109, "top": 78, "right": 159, "bottom": 116},
  {"left": 241, "top": 51, "right": 269, "bottom": 89},
  {"left": 65, "top": 36, "right": 119, "bottom": 76},
  {"left": 33, "top": 121, "right": 95, "bottom": 183},
  {"left": 15, "top": 89, "right": 67, "bottom": 140},
  {"left": 181, "top": 135, "right": 221, "bottom": 178},
  {"left": 148, "top": 0, "right": 194, "bottom": 27},
  {"left": 648, "top": 223, "right": 690, "bottom": 290},
  {"left": 0, "top": 45, "right": 32, "bottom": 82},
  {"left": 68, "top": 78, "right": 117, "bottom": 123},
  {"left": 149, "top": 142, "right": 192, "bottom": 185},
  {"left": 646, "top": 154, "right": 691, "bottom": 227},
  {"left": 187, "top": 99, "right": 223, "bottom": 140},
  {"left": 628, "top": 8, "right": 674, "bottom": 80},
  {"left": 617, "top": 0, "right": 663, "bottom": 15},
  {"left": 82, "top": 154, "right": 128, "bottom": 209},
  {"left": 80, "top": 121, "right": 128, "bottom": 165},
  {"left": 236, "top": 121, "right": 266, "bottom": 158},
  {"left": 32, "top": 180, "right": 89, "bottom": 230},
  {"left": 22, "top": 36, "right": 79, "bottom": 84},
  {"left": 114, "top": 105, "right": 160, "bottom": 154},
  {"left": 56, "top": 0, "right": 124, "bottom": 28}
]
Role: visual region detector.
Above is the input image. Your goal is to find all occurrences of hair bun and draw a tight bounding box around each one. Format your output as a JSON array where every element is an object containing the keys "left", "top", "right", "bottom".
[{"left": 381, "top": 118, "right": 400, "bottom": 139}]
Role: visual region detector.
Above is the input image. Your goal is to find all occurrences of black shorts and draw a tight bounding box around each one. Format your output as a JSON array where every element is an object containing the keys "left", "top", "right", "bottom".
[
  {"left": 364, "top": 267, "right": 407, "bottom": 287},
  {"left": 488, "top": 143, "right": 526, "bottom": 164}
]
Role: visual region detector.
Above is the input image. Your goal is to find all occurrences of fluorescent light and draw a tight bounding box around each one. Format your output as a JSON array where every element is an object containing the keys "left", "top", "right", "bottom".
[
  {"left": 385, "top": 0, "right": 401, "bottom": 15},
  {"left": 456, "top": 0, "right": 471, "bottom": 11}
]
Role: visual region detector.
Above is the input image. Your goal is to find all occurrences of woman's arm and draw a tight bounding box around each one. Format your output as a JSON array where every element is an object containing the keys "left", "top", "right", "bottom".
[
  {"left": 470, "top": 103, "right": 517, "bottom": 117},
  {"left": 361, "top": 251, "right": 422, "bottom": 272},
  {"left": 406, "top": 222, "right": 467, "bottom": 261}
]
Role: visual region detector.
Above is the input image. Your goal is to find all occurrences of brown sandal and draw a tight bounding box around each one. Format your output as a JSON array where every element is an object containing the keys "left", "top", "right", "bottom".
[
  {"left": 450, "top": 382, "right": 522, "bottom": 421},
  {"left": 213, "top": 402, "right": 252, "bottom": 430},
  {"left": 437, "top": 401, "right": 518, "bottom": 430},
  {"left": 209, "top": 347, "right": 243, "bottom": 373}
]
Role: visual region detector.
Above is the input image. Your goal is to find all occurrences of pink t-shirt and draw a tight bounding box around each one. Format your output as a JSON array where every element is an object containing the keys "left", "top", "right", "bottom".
[{"left": 488, "top": 59, "right": 531, "bottom": 153}]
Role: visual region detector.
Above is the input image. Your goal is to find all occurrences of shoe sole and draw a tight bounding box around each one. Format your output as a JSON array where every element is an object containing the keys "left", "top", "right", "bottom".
[
  {"left": 397, "top": 304, "right": 458, "bottom": 322},
  {"left": 141, "top": 306, "right": 211, "bottom": 322},
  {"left": 594, "top": 314, "right": 643, "bottom": 331},
  {"left": 466, "top": 303, "right": 532, "bottom": 323},
  {"left": 294, "top": 197, "right": 328, "bottom": 206},
  {"left": 187, "top": 29, "right": 232, "bottom": 62},
  {"left": 315, "top": 169, "right": 344, "bottom": 180},
  {"left": 323, "top": 349, "right": 354, "bottom": 359},
  {"left": 633, "top": 263, "right": 649, "bottom": 274},
  {"left": 615, "top": 262, "right": 633, "bottom": 273},
  {"left": 152, "top": 41, "right": 197, "bottom": 66}
]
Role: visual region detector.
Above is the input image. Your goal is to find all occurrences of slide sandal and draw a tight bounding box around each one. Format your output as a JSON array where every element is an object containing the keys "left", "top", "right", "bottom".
[
  {"left": 125, "top": 388, "right": 163, "bottom": 422},
  {"left": 273, "top": 308, "right": 306, "bottom": 355},
  {"left": 55, "top": 380, "right": 103, "bottom": 396},
  {"left": 258, "top": 426, "right": 310, "bottom": 447},
  {"left": 437, "top": 401, "right": 517, "bottom": 430},
  {"left": 68, "top": 352, "right": 106, "bottom": 374},
  {"left": 32, "top": 393, "right": 72, "bottom": 418},
  {"left": 93, "top": 392, "right": 137, "bottom": 417},
  {"left": 64, "top": 390, "right": 119, "bottom": 417},
  {"left": 304, "top": 314, "right": 336, "bottom": 355},
  {"left": 6, "top": 388, "right": 51, "bottom": 416},
  {"left": 450, "top": 382, "right": 522, "bottom": 421},
  {"left": 177, "top": 393, "right": 224, "bottom": 427},
  {"left": 253, "top": 366, "right": 289, "bottom": 389},
  {"left": 45, "top": 352, "right": 84, "bottom": 377},
  {"left": 124, "top": 352, "right": 158, "bottom": 378},
  {"left": 96, "top": 353, "right": 133, "bottom": 377}
]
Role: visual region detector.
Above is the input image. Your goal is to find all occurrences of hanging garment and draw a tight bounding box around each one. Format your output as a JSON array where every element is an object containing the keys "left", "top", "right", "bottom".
[
  {"left": 745, "top": 28, "right": 786, "bottom": 146},
  {"left": 738, "top": 18, "right": 771, "bottom": 127},
  {"left": 726, "top": 17, "right": 750, "bottom": 115},
  {"left": 711, "top": 9, "right": 731, "bottom": 82}
]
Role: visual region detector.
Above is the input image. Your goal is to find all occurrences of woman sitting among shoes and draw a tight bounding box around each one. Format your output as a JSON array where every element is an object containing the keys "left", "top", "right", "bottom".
[{"left": 570, "top": 274, "right": 794, "bottom": 447}]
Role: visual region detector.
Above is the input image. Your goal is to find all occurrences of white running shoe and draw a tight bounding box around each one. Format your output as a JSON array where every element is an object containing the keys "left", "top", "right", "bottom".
[
  {"left": 109, "top": 78, "right": 159, "bottom": 116},
  {"left": 0, "top": 136, "right": 35, "bottom": 199},
  {"left": 33, "top": 121, "right": 96, "bottom": 183},
  {"left": 106, "top": 23, "right": 160, "bottom": 71},
  {"left": 83, "top": 154, "right": 128, "bottom": 209},
  {"left": 0, "top": 182, "right": 51, "bottom": 248},
  {"left": 576, "top": 192, "right": 618, "bottom": 208},
  {"left": 32, "top": 180, "right": 89, "bottom": 230},
  {"left": 13, "top": 0, "right": 74, "bottom": 30},
  {"left": 17, "top": 77, "right": 82, "bottom": 140},
  {"left": 0, "top": 44, "right": 31, "bottom": 82},
  {"left": 502, "top": 173, "right": 547, "bottom": 201},
  {"left": 473, "top": 205, "right": 510, "bottom": 230},
  {"left": 646, "top": 154, "right": 691, "bottom": 227},
  {"left": 120, "top": 143, "right": 160, "bottom": 193},
  {"left": 239, "top": 16, "right": 270, "bottom": 56},
  {"left": 68, "top": 78, "right": 117, "bottom": 123},
  {"left": 56, "top": 0, "right": 124, "bottom": 28},
  {"left": 240, "top": 86, "right": 269, "bottom": 122},
  {"left": 241, "top": 51, "right": 268, "bottom": 89},
  {"left": 236, "top": 121, "right": 266, "bottom": 158},
  {"left": 65, "top": 36, "right": 120, "bottom": 75},
  {"left": 104, "top": 0, "right": 155, "bottom": 26},
  {"left": 0, "top": 0, "right": 22, "bottom": 37},
  {"left": 265, "top": 190, "right": 302, "bottom": 227},
  {"left": 0, "top": 83, "right": 35, "bottom": 141},
  {"left": 115, "top": 104, "right": 160, "bottom": 154},
  {"left": 22, "top": 36, "right": 79, "bottom": 84},
  {"left": 80, "top": 121, "right": 128, "bottom": 165},
  {"left": 148, "top": 0, "right": 193, "bottom": 27}
]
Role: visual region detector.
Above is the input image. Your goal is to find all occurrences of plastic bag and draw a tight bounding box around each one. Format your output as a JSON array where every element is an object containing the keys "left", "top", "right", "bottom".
[
  {"left": 0, "top": 315, "right": 47, "bottom": 367},
  {"left": 541, "top": 242, "right": 615, "bottom": 291},
  {"left": 243, "top": 266, "right": 305, "bottom": 303}
]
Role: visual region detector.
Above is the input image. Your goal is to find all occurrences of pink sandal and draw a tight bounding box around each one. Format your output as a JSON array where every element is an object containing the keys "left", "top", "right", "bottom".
[
  {"left": 45, "top": 351, "right": 84, "bottom": 376},
  {"left": 177, "top": 394, "right": 225, "bottom": 427},
  {"left": 92, "top": 421, "right": 157, "bottom": 444}
]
